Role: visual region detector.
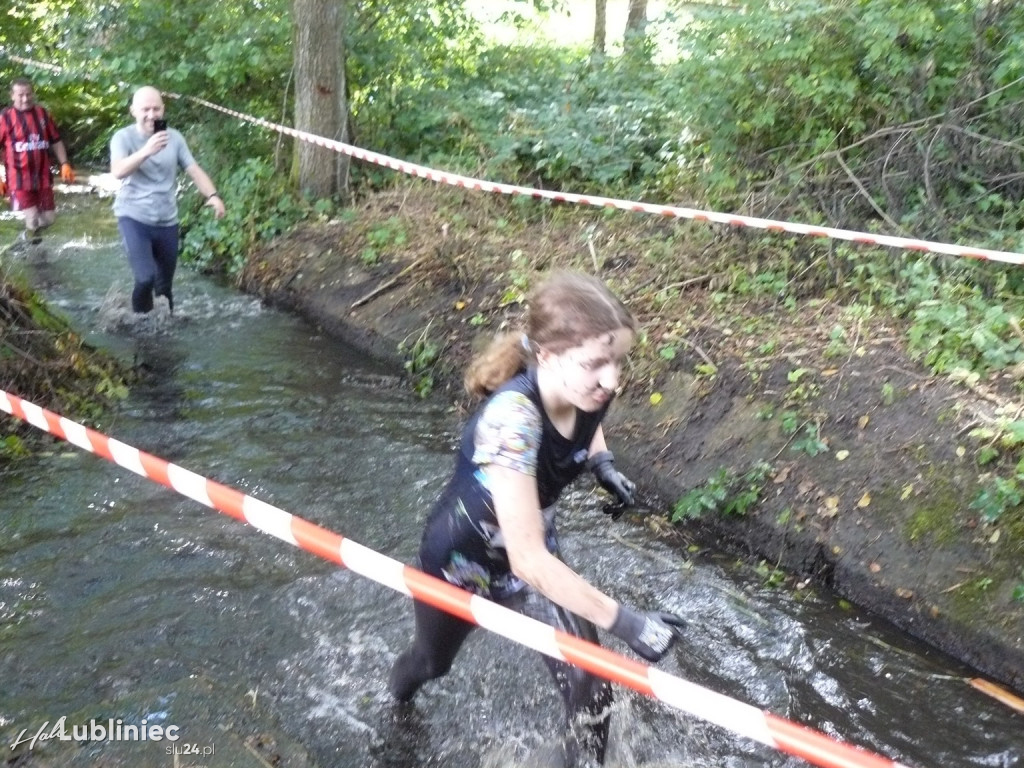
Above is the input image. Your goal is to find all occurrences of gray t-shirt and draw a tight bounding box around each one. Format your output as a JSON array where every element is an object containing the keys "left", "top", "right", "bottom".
[{"left": 110, "top": 125, "right": 197, "bottom": 226}]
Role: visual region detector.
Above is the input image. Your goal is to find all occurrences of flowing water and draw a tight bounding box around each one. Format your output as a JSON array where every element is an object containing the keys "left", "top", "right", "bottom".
[{"left": 1, "top": 191, "right": 1021, "bottom": 768}]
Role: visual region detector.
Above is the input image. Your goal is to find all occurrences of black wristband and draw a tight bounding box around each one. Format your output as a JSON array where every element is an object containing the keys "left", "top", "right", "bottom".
[{"left": 206, "top": 192, "right": 219, "bottom": 201}]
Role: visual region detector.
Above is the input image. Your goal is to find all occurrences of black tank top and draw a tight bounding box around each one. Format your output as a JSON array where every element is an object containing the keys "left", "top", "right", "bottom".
[{"left": 418, "top": 368, "right": 611, "bottom": 599}]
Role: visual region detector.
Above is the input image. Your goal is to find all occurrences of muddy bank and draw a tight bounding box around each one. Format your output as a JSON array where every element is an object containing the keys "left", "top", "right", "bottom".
[
  {"left": 0, "top": 252, "right": 131, "bottom": 456},
  {"left": 237, "top": 188, "right": 1024, "bottom": 696}
]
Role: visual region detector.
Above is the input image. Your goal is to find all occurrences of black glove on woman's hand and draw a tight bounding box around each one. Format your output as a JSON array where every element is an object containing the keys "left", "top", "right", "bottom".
[
  {"left": 588, "top": 451, "right": 636, "bottom": 507},
  {"left": 609, "top": 605, "right": 685, "bottom": 663}
]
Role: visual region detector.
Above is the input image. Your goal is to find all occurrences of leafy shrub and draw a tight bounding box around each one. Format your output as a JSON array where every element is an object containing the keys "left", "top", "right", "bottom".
[
  {"left": 399, "top": 323, "right": 441, "bottom": 398},
  {"left": 906, "top": 290, "right": 1024, "bottom": 375},
  {"left": 971, "top": 475, "right": 1023, "bottom": 524},
  {"left": 672, "top": 461, "right": 773, "bottom": 521},
  {"left": 180, "top": 157, "right": 329, "bottom": 276},
  {"left": 357, "top": 40, "right": 687, "bottom": 195},
  {"left": 485, "top": 48, "right": 684, "bottom": 194},
  {"left": 667, "top": 0, "right": 1024, "bottom": 246}
]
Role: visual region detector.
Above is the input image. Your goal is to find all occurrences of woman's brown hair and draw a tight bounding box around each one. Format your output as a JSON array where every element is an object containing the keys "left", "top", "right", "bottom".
[{"left": 464, "top": 271, "right": 635, "bottom": 399}]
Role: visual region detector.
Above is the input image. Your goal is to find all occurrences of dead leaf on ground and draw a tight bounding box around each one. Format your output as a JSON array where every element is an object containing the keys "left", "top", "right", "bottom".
[{"left": 820, "top": 496, "right": 840, "bottom": 518}]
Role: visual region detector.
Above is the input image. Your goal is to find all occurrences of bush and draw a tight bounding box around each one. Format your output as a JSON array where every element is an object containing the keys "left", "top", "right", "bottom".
[
  {"left": 669, "top": 0, "right": 1024, "bottom": 238},
  {"left": 179, "top": 157, "right": 331, "bottom": 277}
]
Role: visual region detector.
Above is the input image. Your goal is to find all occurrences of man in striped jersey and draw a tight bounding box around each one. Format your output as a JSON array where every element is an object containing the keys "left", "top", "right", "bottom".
[{"left": 0, "top": 77, "right": 75, "bottom": 243}]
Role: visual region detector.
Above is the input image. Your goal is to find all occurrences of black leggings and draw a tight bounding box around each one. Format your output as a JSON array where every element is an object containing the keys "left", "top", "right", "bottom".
[
  {"left": 389, "top": 587, "right": 613, "bottom": 766},
  {"left": 117, "top": 216, "right": 179, "bottom": 314}
]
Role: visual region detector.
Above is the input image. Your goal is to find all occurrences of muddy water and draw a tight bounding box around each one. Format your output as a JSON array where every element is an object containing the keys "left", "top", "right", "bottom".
[{"left": 1, "top": 192, "right": 1021, "bottom": 768}]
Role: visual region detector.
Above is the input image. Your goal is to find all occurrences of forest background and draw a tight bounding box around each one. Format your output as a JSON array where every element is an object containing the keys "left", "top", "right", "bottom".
[{"left": 2, "top": 0, "right": 1024, "bottom": 686}]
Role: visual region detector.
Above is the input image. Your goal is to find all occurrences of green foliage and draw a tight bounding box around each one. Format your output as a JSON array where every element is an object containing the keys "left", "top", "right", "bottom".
[
  {"left": 498, "top": 249, "right": 531, "bottom": 307},
  {"left": 790, "top": 422, "right": 829, "bottom": 457},
  {"left": 672, "top": 461, "right": 772, "bottom": 521},
  {"left": 907, "top": 295, "right": 1024, "bottom": 375},
  {"left": 780, "top": 410, "right": 800, "bottom": 435},
  {"left": 964, "top": 413, "right": 1024, "bottom": 535},
  {"left": 0, "top": 277, "right": 130, "bottom": 461},
  {"left": 777, "top": 410, "right": 828, "bottom": 456},
  {"left": 753, "top": 559, "right": 788, "bottom": 588},
  {"left": 824, "top": 325, "right": 850, "bottom": 358},
  {"left": 1, "top": 1, "right": 292, "bottom": 164},
  {"left": 354, "top": 35, "right": 688, "bottom": 194},
  {"left": 399, "top": 323, "right": 441, "bottom": 399},
  {"left": 785, "top": 367, "right": 820, "bottom": 405},
  {"left": 0, "top": 434, "right": 29, "bottom": 460},
  {"left": 361, "top": 217, "right": 409, "bottom": 267},
  {"left": 347, "top": 3, "right": 484, "bottom": 167},
  {"left": 972, "top": 576, "right": 994, "bottom": 592},
  {"left": 968, "top": 419, "right": 1024, "bottom": 462},
  {"left": 482, "top": 46, "right": 683, "bottom": 193},
  {"left": 971, "top": 475, "right": 1022, "bottom": 524},
  {"left": 671, "top": 0, "right": 1024, "bottom": 215},
  {"left": 180, "top": 158, "right": 327, "bottom": 276},
  {"left": 833, "top": 243, "right": 1024, "bottom": 379}
]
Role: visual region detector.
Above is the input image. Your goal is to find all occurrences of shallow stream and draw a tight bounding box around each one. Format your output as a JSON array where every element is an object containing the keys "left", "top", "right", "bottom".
[{"left": 1, "top": 192, "right": 1021, "bottom": 767}]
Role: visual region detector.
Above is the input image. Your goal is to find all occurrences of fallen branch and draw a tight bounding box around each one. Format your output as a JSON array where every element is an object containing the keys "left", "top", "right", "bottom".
[
  {"left": 968, "top": 677, "right": 1024, "bottom": 715},
  {"left": 678, "top": 335, "right": 717, "bottom": 370},
  {"left": 350, "top": 255, "right": 430, "bottom": 310},
  {"left": 661, "top": 273, "right": 721, "bottom": 293},
  {"left": 834, "top": 153, "right": 903, "bottom": 234}
]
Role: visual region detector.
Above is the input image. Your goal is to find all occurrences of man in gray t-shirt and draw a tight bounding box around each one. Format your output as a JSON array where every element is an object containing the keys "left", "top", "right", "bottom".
[{"left": 110, "top": 85, "right": 225, "bottom": 313}]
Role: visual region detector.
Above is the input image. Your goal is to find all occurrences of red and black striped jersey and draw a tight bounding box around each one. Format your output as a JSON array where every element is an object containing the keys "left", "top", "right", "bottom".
[{"left": 0, "top": 105, "right": 62, "bottom": 191}]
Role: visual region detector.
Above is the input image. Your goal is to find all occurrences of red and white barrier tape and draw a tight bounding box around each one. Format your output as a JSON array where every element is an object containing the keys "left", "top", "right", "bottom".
[
  {"left": 1, "top": 389, "right": 915, "bottom": 768},
  {"left": 182, "top": 94, "right": 1024, "bottom": 267},
  {"left": 3, "top": 48, "right": 1020, "bottom": 265}
]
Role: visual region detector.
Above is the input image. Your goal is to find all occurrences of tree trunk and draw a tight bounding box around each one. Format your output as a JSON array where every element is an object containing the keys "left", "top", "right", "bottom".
[
  {"left": 593, "top": 0, "right": 607, "bottom": 57},
  {"left": 623, "top": 0, "right": 648, "bottom": 58},
  {"left": 292, "top": 0, "right": 349, "bottom": 199}
]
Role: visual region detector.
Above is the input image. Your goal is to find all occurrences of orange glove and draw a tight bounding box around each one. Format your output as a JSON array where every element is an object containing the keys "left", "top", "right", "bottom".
[
  {"left": 0, "top": 179, "right": 6, "bottom": 196},
  {"left": 60, "top": 163, "right": 75, "bottom": 183}
]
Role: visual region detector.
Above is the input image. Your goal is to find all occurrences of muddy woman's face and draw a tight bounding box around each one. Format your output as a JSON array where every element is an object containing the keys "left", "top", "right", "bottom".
[{"left": 540, "top": 327, "right": 633, "bottom": 412}]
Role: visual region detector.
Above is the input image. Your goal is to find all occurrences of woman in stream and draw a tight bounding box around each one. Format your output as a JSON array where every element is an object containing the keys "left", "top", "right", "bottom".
[{"left": 389, "top": 270, "right": 685, "bottom": 767}]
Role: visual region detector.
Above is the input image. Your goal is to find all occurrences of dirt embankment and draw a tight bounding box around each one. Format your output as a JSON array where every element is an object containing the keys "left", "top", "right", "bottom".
[
  {"left": 0, "top": 266, "right": 130, "bottom": 452},
  {"left": 238, "top": 186, "right": 1024, "bottom": 696}
]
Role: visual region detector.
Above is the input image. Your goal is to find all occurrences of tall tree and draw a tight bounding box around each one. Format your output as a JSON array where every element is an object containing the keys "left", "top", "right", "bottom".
[
  {"left": 593, "top": 0, "right": 607, "bottom": 57},
  {"left": 623, "top": 0, "right": 648, "bottom": 57},
  {"left": 292, "top": 0, "right": 349, "bottom": 199}
]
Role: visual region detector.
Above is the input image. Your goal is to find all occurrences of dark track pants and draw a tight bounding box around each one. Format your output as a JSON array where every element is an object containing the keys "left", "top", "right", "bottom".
[
  {"left": 117, "top": 216, "right": 179, "bottom": 314},
  {"left": 389, "top": 586, "right": 613, "bottom": 766}
]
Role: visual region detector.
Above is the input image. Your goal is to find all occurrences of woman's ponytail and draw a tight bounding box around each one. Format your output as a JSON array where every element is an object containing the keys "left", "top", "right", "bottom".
[{"left": 464, "top": 332, "right": 530, "bottom": 399}]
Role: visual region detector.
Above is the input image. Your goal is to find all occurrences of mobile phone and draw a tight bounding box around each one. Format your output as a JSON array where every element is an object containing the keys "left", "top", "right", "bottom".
[{"left": 153, "top": 118, "right": 167, "bottom": 132}]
